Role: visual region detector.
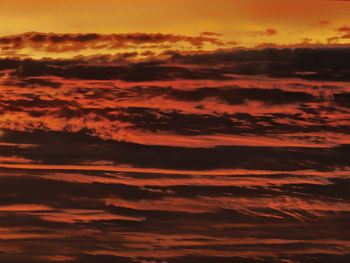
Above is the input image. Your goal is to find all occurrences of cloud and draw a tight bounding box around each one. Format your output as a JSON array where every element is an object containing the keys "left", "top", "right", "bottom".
[
  {"left": 3, "top": 46, "right": 350, "bottom": 82},
  {"left": 1, "top": 57, "right": 349, "bottom": 149},
  {"left": 333, "top": 92, "right": 350, "bottom": 107},
  {"left": 0, "top": 129, "right": 349, "bottom": 171},
  {"left": 0, "top": 163, "right": 349, "bottom": 262},
  {"left": 201, "top": 32, "right": 223, "bottom": 37},
  {"left": 318, "top": 20, "right": 330, "bottom": 25},
  {"left": 0, "top": 164, "right": 349, "bottom": 261},
  {"left": 250, "top": 28, "right": 277, "bottom": 36},
  {"left": 265, "top": 28, "right": 277, "bottom": 35},
  {"left": 7, "top": 59, "right": 232, "bottom": 81},
  {"left": 0, "top": 32, "right": 225, "bottom": 57},
  {"left": 0, "top": 37, "right": 350, "bottom": 263},
  {"left": 163, "top": 86, "right": 316, "bottom": 104},
  {"left": 327, "top": 25, "right": 350, "bottom": 42},
  {"left": 167, "top": 47, "right": 350, "bottom": 81}
]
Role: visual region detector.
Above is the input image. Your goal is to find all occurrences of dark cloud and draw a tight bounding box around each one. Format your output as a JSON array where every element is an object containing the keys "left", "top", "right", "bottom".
[
  {"left": 117, "top": 85, "right": 316, "bottom": 105},
  {"left": 29, "top": 33, "right": 47, "bottom": 42},
  {"left": 20, "top": 78, "right": 62, "bottom": 88},
  {"left": 0, "top": 39, "right": 350, "bottom": 263},
  {"left": 0, "top": 58, "right": 21, "bottom": 70},
  {"left": 2, "top": 46, "right": 350, "bottom": 82},
  {"left": 334, "top": 92, "right": 350, "bottom": 107},
  {"left": 1, "top": 129, "right": 349, "bottom": 171},
  {"left": 164, "top": 86, "right": 316, "bottom": 104},
  {"left": 168, "top": 47, "right": 350, "bottom": 81},
  {"left": 8, "top": 59, "right": 231, "bottom": 81}
]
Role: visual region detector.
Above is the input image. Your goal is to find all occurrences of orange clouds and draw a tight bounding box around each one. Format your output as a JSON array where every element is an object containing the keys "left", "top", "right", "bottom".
[
  {"left": 0, "top": 204, "right": 52, "bottom": 212},
  {"left": 0, "top": 32, "right": 227, "bottom": 59},
  {"left": 34, "top": 209, "right": 145, "bottom": 223}
]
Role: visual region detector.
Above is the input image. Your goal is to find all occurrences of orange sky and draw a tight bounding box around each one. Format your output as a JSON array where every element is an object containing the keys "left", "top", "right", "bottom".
[{"left": 1, "top": 0, "right": 350, "bottom": 47}]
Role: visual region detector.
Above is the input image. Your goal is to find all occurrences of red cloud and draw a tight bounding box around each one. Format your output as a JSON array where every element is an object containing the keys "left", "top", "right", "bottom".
[
  {"left": 338, "top": 26, "right": 350, "bottom": 32},
  {"left": 318, "top": 20, "right": 330, "bottom": 25},
  {"left": 265, "top": 28, "right": 277, "bottom": 35},
  {"left": 250, "top": 28, "right": 277, "bottom": 37},
  {"left": 201, "top": 31, "right": 223, "bottom": 37}
]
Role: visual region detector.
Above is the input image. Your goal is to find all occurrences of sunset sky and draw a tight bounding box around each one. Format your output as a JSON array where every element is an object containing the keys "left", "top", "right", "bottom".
[
  {"left": 1, "top": 0, "right": 350, "bottom": 54},
  {"left": 0, "top": 1, "right": 350, "bottom": 263}
]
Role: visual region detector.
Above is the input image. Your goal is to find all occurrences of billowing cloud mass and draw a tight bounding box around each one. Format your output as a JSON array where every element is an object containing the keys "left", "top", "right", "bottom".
[
  {"left": 0, "top": 1, "right": 350, "bottom": 263},
  {"left": 0, "top": 32, "right": 227, "bottom": 59}
]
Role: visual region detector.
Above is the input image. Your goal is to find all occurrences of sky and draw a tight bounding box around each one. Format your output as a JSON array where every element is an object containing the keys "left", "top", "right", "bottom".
[
  {"left": 1, "top": 0, "right": 350, "bottom": 48},
  {"left": 0, "top": 1, "right": 350, "bottom": 263}
]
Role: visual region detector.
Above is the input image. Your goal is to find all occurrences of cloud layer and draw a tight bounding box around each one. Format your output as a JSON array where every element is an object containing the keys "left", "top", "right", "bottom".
[{"left": 0, "top": 33, "right": 349, "bottom": 263}]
